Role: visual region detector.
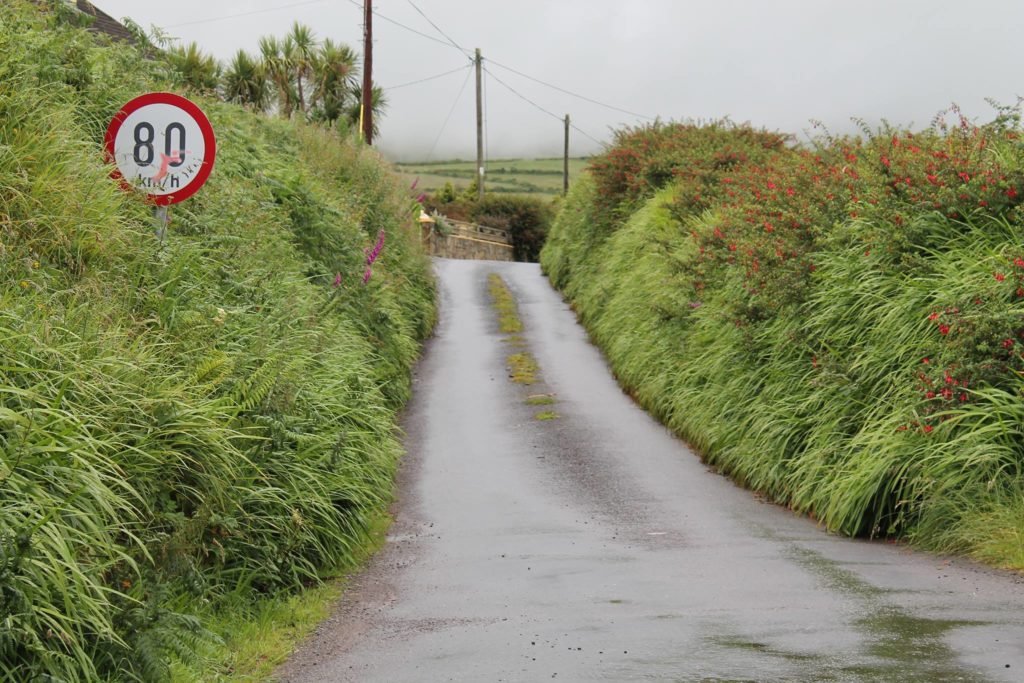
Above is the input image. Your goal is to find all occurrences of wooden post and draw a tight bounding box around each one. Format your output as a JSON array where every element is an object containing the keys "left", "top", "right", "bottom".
[
  {"left": 563, "top": 114, "right": 570, "bottom": 195},
  {"left": 362, "top": 0, "right": 373, "bottom": 144},
  {"left": 475, "top": 48, "right": 484, "bottom": 201},
  {"left": 153, "top": 206, "right": 169, "bottom": 245}
]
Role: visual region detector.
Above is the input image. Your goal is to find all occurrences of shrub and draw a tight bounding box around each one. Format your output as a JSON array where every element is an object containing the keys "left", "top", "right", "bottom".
[{"left": 541, "top": 105, "right": 1024, "bottom": 566}]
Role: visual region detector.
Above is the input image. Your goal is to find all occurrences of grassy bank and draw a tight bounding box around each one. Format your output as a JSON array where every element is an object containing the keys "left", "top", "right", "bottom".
[
  {"left": 0, "top": 3, "right": 434, "bottom": 680},
  {"left": 542, "top": 116, "right": 1024, "bottom": 568}
]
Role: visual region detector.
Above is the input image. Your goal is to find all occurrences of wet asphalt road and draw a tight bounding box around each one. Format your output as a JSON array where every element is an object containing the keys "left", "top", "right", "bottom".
[{"left": 277, "top": 258, "right": 1024, "bottom": 683}]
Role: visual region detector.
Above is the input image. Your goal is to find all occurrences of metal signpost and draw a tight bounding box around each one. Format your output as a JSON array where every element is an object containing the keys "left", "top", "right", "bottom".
[{"left": 104, "top": 92, "right": 217, "bottom": 239}]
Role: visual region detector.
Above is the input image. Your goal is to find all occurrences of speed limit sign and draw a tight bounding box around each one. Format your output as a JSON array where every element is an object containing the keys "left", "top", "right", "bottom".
[{"left": 104, "top": 92, "right": 216, "bottom": 205}]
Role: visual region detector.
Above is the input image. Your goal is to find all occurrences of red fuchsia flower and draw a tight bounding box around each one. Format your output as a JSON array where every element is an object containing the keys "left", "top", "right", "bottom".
[
  {"left": 959, "top": 393, "right": 968, "bottom": 401},
  {"left": 958, "top": 172, "right": 971, "bottom": 183},
  {"left": 923, "top": 424, "right": 934, "bottom": 433},
  {"left": 926, "top": 391, "right": 936, "bottom": 399},
  {"left": 881, "top": 156, "right": 891, "bottom": 168},
  {"left": 1013, "top": 258, "right": 1024, "bottom": 268},
  {"left": 786, "top": 187, "right": 795, "bottom": 196},
  {"left": 939, "top": 324, "right": 951, "bottom": 335},
  {"left": 922, "top": 357, "right": 930, "bottom": 364},
  {"left": 1003, "top": 338, "right": 1015, "bottom": 349},
  {"left": 766, "top": 181, "right": 777, "bottom": 190},
  {"left": 994, "top": 272, "right": 1006, "bottom": 281},
  {"left": 928, "top": 312, "right": 940, "bottom": 321},
  {"left": 728, "top": 244, "right": 737, "bottom": 251},
  {"left": 1008, "top": 188, "right": 1019, "bottom": 199}
]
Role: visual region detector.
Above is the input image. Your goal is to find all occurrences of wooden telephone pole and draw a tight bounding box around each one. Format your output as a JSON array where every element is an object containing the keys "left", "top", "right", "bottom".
[
  {"left": 563, "top": 114, "right": 570, "bottom": 195},
  {"left": 475, "top": 47, "right": 484, "bottom": 201},
  {"left": 362, "top": 0, "right": 373, "bottom": 145}
]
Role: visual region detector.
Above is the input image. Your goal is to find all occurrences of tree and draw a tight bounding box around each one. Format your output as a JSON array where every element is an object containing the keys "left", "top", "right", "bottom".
[
  {"left": 474, "top": 196, "right": 553, "bottom": 262},
  {"left": 222, "top": 49, "right": 269, "bottom": 111},
  {"left": 166, "top": 41, "right": 220, "bottom": 93},
  {"left": 285, "top": 22, "right": 317, "bottom": 115},
  {"left": 310, "top": 39, "right": 358, "bottom": 125},
  {"left": 258, "top": 35, "right": 295, "bottom": 118}
]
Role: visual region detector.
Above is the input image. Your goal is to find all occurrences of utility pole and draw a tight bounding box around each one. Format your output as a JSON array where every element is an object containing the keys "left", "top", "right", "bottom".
[
  {"left": 475, "top": 47, "right": 484, "bottom": 201},
  {"left": 362, "top": 0, "right": 373, "bottom": 145},
  {"left": 563, "top": 114, "right": 570, "bottom": 195}
]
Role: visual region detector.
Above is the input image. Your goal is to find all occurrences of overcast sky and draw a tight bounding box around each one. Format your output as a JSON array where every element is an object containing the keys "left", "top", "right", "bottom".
[{"left": 97, "top": 0, "right": 1024, "bottom": 162}]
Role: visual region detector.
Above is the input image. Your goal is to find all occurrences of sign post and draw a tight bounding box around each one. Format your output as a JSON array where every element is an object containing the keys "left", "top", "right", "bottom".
[{"left": 104, "top": 92, "right": 217, "bottom": 239}]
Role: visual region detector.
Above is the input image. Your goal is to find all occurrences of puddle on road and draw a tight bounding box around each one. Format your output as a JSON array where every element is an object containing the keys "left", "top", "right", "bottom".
[{"left": 780, "top": 544, "right": 989, "bottom": 682}]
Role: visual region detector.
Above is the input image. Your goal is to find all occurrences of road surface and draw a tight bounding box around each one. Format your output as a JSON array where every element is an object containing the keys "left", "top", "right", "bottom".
[{"left": 277, "top": 259, "right": 1024, "bottom": 682}]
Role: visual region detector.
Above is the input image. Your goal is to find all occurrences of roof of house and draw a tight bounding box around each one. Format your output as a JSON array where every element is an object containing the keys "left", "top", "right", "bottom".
[{"left": 75, "top": 1, "right": 136, "bottom": 44}]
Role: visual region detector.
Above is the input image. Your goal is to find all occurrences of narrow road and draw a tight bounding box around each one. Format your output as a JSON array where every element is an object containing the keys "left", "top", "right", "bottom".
[{"left": 277, "top": 259, "right": 1024, "bottom": 683}]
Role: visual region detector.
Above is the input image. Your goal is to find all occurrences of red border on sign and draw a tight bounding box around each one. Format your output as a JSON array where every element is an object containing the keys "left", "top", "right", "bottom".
[{"left": 104, "top": 92, "right": 217, "bottom": 206}]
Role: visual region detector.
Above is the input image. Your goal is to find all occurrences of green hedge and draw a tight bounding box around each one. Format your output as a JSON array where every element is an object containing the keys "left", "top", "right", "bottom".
[
  {"left": 542, "top": 118, "right": 1024, "bottom": 569},
  {"left": 0, "top": 3, "right": 434, "bottom": 680}
]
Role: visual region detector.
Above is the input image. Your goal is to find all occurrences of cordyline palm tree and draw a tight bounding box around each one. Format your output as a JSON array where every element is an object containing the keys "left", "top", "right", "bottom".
[
  {"left": 167, "top": 41, "right": 220, "bottom": 93},
  {"left": 252, "top": 24, "right": 384, "bottom": 136},
  {"left": 310, "top": 39, "right": 359, "bottom": 125},
  {"left": 222, "top": 49, "right": 270, "bottom": 111},
  {"left": 285, "top": 22, "right": 317, "bottom": 115},
  {"left": 258, "top": 35, "right": 295, "bottom": 118}
]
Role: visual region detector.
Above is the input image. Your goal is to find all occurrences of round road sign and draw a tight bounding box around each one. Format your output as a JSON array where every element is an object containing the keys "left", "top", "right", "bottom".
[{"left": 104, "top": 92, "right": 216, "bottom": 206}]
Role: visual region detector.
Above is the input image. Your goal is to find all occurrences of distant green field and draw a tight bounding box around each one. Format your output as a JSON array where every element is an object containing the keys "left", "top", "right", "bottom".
[{"left": 396, "top": 157, "right": 590, "bottom": 198}]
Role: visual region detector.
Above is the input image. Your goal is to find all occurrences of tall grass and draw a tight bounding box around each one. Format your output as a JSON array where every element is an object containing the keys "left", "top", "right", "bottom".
[
  {"left": 1, "top": 3, "right": 434, "bottom": 680},
  {"left": 542, "top": 117, "right": 1024, "bottom": 568}
]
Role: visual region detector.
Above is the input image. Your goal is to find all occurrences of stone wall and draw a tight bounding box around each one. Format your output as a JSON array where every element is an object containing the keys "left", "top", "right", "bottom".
[
  {"left": 420, "top": 219, "right": 514, "bottom": 261},
  {"left": 421, "top": 229, "right": 513, "bottom": 261}
]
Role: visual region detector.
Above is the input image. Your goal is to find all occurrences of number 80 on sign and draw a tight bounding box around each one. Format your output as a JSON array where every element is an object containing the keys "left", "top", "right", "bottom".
[{"left": 104, "top": 92, "right": 217, "bottom": 206}]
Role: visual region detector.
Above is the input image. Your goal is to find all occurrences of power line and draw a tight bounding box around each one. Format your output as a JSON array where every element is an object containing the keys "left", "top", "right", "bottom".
[
  {"left": 164, "top": 0, "right": 328, "bottom": 28},
  {"left": 404, "top": 0, "right": 472, "bottom": 58},
  {"left": 488, "top": 59, "right": 656, "bottom": 121},
  {"left": 483, "top": 66, "right": 604, "bottom": 146},
  {"left": 340, "top": 0, "right": 469, "bottom": 57},
  {"left": 383, "top": 64, "right": 471, "bottom": 91},
  {"left": 425, "top": 65, "right": 474, "bottom": 162}
]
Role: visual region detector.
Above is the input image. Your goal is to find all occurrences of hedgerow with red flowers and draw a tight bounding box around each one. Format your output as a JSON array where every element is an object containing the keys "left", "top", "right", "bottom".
[{"left": 542, "top": 106, "right": 1024, "bottom": 567}]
